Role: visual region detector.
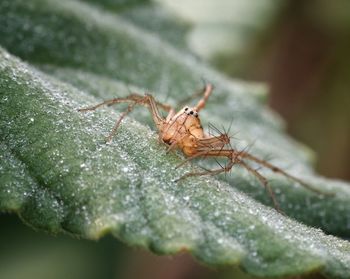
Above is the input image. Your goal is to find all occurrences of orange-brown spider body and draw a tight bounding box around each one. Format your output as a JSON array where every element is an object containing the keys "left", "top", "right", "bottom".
[
  {"left": 78, "top": 83, "right": 332, "bottom": 212},
  {"left": 161, "top": 107, "right": 203, "bottom": 154},
  {"left": 161, "top": 106, "right": 222, "bottom": 156}
]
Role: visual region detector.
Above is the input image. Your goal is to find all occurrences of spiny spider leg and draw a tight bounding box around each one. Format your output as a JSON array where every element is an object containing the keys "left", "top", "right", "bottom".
[
  {"left": 176, "top": 146, "right": 333, "bottom": 210},
  {"left": 237, "top": 159, "right": 281, "bottom": 212},
  {"left": 238, "top": 151, "right": 334, "bottom": 196},
  {"left": 198, "top": 134, "right": 230, "bottom": 148},
  {"left": 176, "top": 148, "right": 282, "bottom": 211},
  {"left": 175, "top": 156, "right": 236, "bottom": 181},
  {"left": 175, "top": 149, "right": 238, "bottom": 169}
]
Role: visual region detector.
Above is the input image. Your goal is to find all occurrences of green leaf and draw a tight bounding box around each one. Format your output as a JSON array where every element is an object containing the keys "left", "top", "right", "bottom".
[
  {"left": 2, "top": 0, "right": 349, "bottom": 235},
  {"left": 0, "top": 0, "right": 350, "bottom": 278},
  {"left": 1, "top": 48, "right": 350, "bottom": 279}
]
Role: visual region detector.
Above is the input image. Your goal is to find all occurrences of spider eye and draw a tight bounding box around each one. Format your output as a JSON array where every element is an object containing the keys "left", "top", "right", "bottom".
[
  {"left": 190, "top": 111, "right": 194, "bottom": 115},
  {"left": 184, "top": 107, "right": 188, "bottom": 111}
]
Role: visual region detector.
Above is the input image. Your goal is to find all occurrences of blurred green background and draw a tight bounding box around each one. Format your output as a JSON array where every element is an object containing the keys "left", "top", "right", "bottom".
[{"left": 1, "top": 0, "right": 349, "bottom": 278}]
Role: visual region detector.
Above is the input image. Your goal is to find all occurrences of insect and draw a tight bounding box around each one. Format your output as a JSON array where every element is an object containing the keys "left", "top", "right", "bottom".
[{"left": 78, "top": 83, "right": 332, "bottom": 211}]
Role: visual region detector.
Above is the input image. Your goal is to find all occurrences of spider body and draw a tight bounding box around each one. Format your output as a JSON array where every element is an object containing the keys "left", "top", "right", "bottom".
[
  {"left": 160, "top": 106, "right": 205, "bottom": 156},
  {"left": 78, "top": 83, "right": 331, "bottom": 211}
]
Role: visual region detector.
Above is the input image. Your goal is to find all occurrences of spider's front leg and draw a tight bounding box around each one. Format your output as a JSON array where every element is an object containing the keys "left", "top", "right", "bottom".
[
  {"left": 78, "top": 93, "right": 172, "bottom": 143},
  {"left": 175, "top": 134, "right": 231, "bottom": 169}
]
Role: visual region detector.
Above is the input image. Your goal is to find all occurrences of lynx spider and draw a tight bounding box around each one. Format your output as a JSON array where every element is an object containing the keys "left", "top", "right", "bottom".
[{"left": 78, "top": 84, "right": 331, "bottom": 212}]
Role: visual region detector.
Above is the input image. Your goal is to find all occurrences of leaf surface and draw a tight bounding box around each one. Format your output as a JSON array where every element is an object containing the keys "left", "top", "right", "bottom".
[{"left": 0, "top": 1, "right": 350, "bottom": 278}]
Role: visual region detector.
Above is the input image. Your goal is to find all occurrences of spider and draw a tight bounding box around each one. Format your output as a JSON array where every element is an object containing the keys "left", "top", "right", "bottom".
[{"left": 78, "top": 84, "right": 332, "bottom": 211}]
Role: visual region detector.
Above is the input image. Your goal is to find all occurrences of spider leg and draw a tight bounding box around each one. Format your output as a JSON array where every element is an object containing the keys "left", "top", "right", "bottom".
[
  {"left": 238, "top": 151, "right": 334, "bottom": 197},
  {"left": 175, "top": 147, "right": 282, "bottom": 212},
  {"left": 176, "top": 151, "right": 211, "bottom": 169},
  {"left": 78, "top": 97, "right": 132, "bottom": 112},
  {"left": 78, "top": 94, "right": 173, "bottom": 142},
  {"left": 175, "top": 145, "right": 332, "bottom": 212},
  {"left": 175, "top": 154, "right": 236, "bottom": 181},
  {"left": 237, "top": 159, "right": 282, "bottom": 213},
  {"left": 165, "top": 108, "right": 176, "bottom": 122},
  {"left": 195, "top": 83, "right": 213, "bottom": 112},
  {"left": 175, "top": 83, "right": 213, "bottom": 111},
  {"left": 105, "top": 103, "right": 135, "bottom": 143},
  {"left": 176, "top": 83, "right": 209, "bottom": 107},
  {"left": 174, "top": 129, "right": 231, "bottom": 169},
  {"left": 176, "top": 149, "right": 236, "bottom": 169},
  {"left": 197, "top": 134, "right": 230, "bottom": 148},
  {"left": 166, "top": 141, "right": 179, "bottom": 154}
]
